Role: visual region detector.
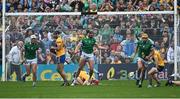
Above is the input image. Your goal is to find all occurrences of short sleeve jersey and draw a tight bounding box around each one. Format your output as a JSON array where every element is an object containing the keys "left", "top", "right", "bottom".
[
  {"left": 137, "top": 39, "right": 154, "bottom": 59},
  {"left": 81, "top": 37, "right": 96, "bottom": 54},
  {"left": 24, "top": 42, "right": 39, "bottom": 59}
]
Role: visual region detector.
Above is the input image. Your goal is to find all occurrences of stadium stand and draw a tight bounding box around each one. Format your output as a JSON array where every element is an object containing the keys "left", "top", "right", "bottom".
[
  {"left": 4, "top": 14, "right": 174, "bottom": 64},
  {"left": 2, "top": 0, "right": 175, "bottom": 12}
]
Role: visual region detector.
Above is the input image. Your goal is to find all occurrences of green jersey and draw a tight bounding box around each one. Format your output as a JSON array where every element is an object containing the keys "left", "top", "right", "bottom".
[
  {"left": 137, "top": 39, "right": 153, "bottom": 59},
  {"left": 24, "top": 42, "right": 39, "bottom": 59},
  {"left": 81, "top": 37, "right": 96, "bottom": 54}
]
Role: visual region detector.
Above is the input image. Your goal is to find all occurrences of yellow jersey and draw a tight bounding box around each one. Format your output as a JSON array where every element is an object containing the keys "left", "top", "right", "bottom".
[
  {"left": 79, "top": 71, "right": 89, "bottom": 81},
  {"left": 56, "top": 37, "right": 65, "bottom": 57},
  {"left": 154, "top": 50, "right": 165, "bottom": 67}
]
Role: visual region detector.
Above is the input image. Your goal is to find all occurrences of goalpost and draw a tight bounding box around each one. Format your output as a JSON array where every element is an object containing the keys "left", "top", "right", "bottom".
[
  {"left": 173, "top": 0, "right": 179, "bottom": 80},
  {"left": 1, "top": 0, "right": 178, "bottom": 81},
  {"left": 2, "top": 0, "right": 6, "bottom": 81}
]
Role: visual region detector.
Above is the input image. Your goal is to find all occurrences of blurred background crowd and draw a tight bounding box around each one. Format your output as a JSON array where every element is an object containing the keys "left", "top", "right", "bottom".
[
  {"left": 0, "top": 0, "right": 178, "bottom": 12},
  {"left": 0, "top": 0, "right": 179, "bottom": 66},
  {"left": 0, "top": 14, "right": 177, "bottom": 65}
]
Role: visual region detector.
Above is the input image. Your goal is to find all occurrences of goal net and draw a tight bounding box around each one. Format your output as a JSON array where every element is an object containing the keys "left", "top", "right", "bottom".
[{"left": 2, "top": 10, "right": 179, "bottom": 81}]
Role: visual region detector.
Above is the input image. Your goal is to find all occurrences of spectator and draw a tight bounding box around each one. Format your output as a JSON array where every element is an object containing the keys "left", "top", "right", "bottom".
[
  {"left": 124, "top": 57, "right": 131, "bottom": 64},
  {"left": 150, "top": 0, "right": 160, "bottom": 9},
  {"left": 111, "top": 55, "right": 121, "bottom": 64},
  {"left": 115, "top": 45, "right": 126, "bottom": 58},
  {"left": 19, "top": 0, "right": 32, "bottom": 12},
  {"left": 167, "top": 43, "right": 174, "bottom": 63},
  {"left": 9, "top": 28, "right": 24, "bottom": 46},
  {"left": 5, "top": 14, "right": 175, "bottom": 65},
  {"left": 6, "top": 41, "right": 24, "bottom": 81},
  {"left": 113, "top": 26, "right": 124, "bottom": 43},
  {"left": 37, "top": 33, "right": 46, "bottom": 54},
  {"left": 126, "top": 1, "right": 134, "bottom": 11},
  {"left": 103, "top": 58, "right": 112, "bottom": 64},
  {"left": 5, "top": 31, "right": 12, "bottom": 55},
  {"left": 148, "top": 5, "right": 156, "bottom": 11},
  {"left": 116, "top": 0, "right": 126, "bottom": 11},
  {"left": 16, "top": 4, "right": 23, "bottom": 12},
  {"left": 109, "top": 50, "right": 116, "bottom": 62},
  {"left": 142, "top": 0, "right": 148, "bottom": 10},
  {"left": 37, "top": 48, "right": 45, "bottom": 64},
  {"left": 110, "top": 38, "right": 119, "bottom": 51},
  {"left": 138, "top": 1, "right": 146, "bottom": 11},
  {"left": 70, "top": 0, "right": 84, "bottom": 12},
  {"left": 101, "top": 52, "right": 109, "bottom": 64},
  {"left": 45, "top": 49, "right": 55, "bottom": 64},
  {"left": 99, "top": 24, "right": 113, "bottom": 43},
  {"left": 70, "top": 31, "right": 78, "bottom": 42},
  {"left": 25, "top": 28, "right": 34, "bottom": 43},
  {"left": 60, "top": 0, "right": 72, "bottom": 12},
  {"left": 37, "top": 0, "right": 46, "bottom": 12},
  {"left": 121, "top": 32, "right": 136, "bottom": 57},
  {"left": 167, "top": 43, "right": 180, "bottom": 63},
  {"left": 66, "top": 37, "right": 73, "bottom": 49},
  {"left": 89, "top": 3, "right": 97, "bottom": 12},
  {"left": 5, "top": 0, "right": 175, "bottom": 12},
  {"left": 100, "top": 0, "right": 114, "bottom": 11},
  {"left": 41, "top": 30, "right": 52, "bottom": 50},
  {"left": 154, "top": 41, "right": 160, "bottom": 50},
  {"left": 8, "top": 5, "right": 15, "bottom": 12},
  {"left": 162, "top": 30, "right": 170, "bottom": 48},
  {"left": 159, "top": 42, "right": 167, "bottom": 54}
]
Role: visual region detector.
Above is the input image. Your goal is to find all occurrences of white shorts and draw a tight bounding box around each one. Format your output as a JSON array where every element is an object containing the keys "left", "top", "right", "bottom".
[
  {"left": 80, "top": 52, "right": 94, "bottom": 61},
  {"left": 137, "top": 57, "right": 150, "bottom": 68},
  {"left": 25, "top": 58, "right": 37, "bottom": 65}
]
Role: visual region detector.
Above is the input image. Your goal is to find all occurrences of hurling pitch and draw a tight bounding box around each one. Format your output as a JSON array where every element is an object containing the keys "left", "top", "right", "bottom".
[{"left": 0, "top": 80, "right": 179, "bottom": 98}]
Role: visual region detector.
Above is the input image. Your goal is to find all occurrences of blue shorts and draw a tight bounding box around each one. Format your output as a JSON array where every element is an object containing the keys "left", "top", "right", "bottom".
[
  {"left": 157, "top": 66, "right": 164, "bottom": 72},
  {"left": 57, "top": 55, "right": 66, "bottom": 64}
]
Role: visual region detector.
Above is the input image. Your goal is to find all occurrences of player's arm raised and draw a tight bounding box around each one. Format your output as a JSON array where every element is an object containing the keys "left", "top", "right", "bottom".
[
  {"left": 74, "top": 42, "right": 81, "bottom": 54},
  {"left": 37, "top": 48, "right": 45, "bottom": 62},
  {"left": 95, "top": 44, "right": 108, "bottom": 50}
]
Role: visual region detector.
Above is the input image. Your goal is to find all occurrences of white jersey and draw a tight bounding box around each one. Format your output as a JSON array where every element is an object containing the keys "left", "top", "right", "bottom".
[
  {"left": 167, "top": 46, "right": 180, "bottom": 63},
  {"left": 7, "top": 46, "right": 22, "bottom": 65}
]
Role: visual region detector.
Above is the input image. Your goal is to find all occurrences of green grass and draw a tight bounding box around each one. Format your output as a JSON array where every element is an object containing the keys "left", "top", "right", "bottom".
[{"left": 0, "top": 80, "right": 179, "bottom": 98}]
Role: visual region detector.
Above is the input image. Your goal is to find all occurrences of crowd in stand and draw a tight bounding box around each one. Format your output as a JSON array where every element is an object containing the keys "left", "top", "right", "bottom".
[
  {"left": 0, "top": 0, "right": 176, "bottom": 12},
  {"left": 3, "top": 14, "right": 175, "bottom": 65},
  {"left": 0, "top": 0, "right": 179, "bottom": 44}
]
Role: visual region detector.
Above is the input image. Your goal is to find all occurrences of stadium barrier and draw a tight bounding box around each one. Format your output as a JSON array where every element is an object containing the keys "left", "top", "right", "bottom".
[
  {"left": 8, "top": 63, "right": 174, "bottom": 81},
  {"left": 9, "top": 64, "right": 98, "bottom": 81},
  {"left": 98, "top": 63, "right": 174, "bottom": 80}
]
